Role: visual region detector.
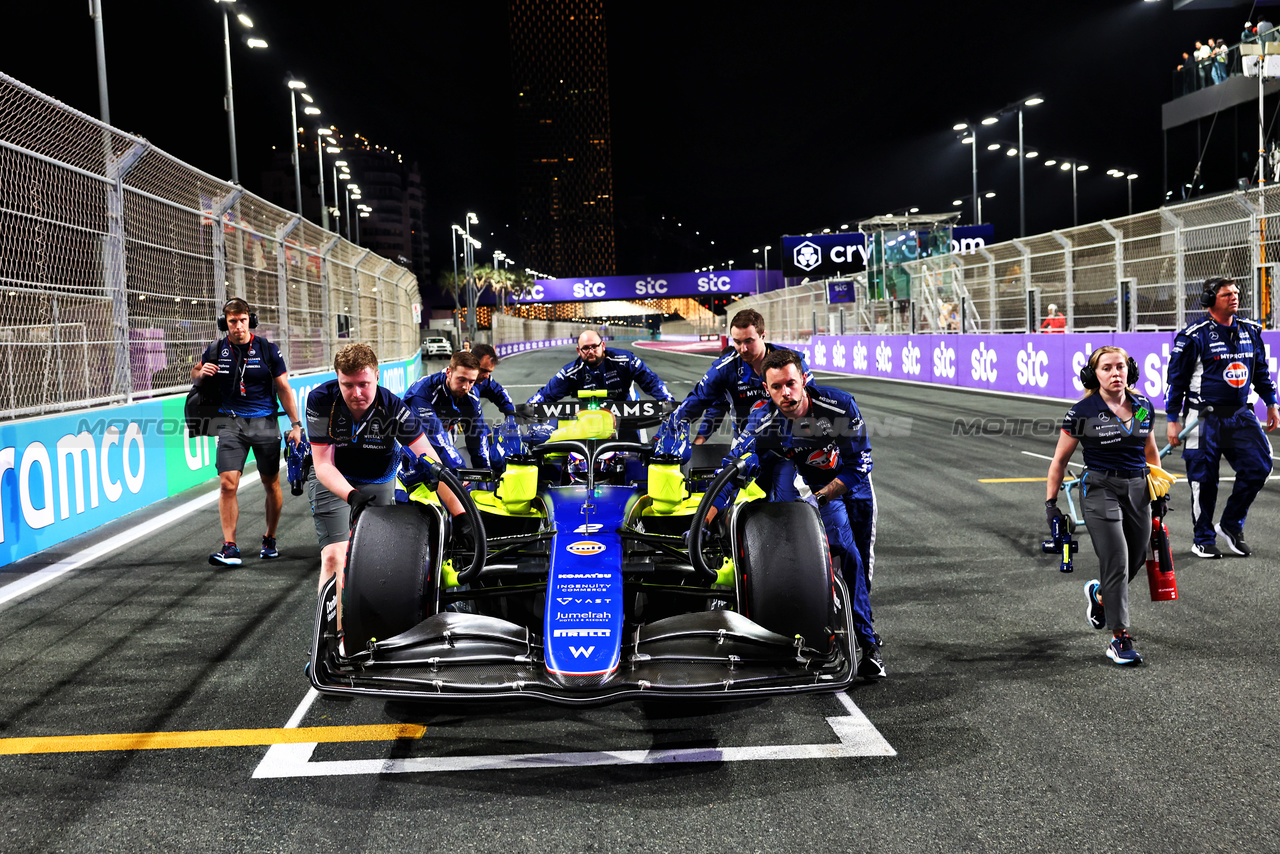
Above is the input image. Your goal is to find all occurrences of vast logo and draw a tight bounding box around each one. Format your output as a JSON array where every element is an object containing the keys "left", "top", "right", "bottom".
[
  {"left": 971, "top": 342, "right": 998, "bottom": 382},
  {"left": 566, "top": 540, "right": 606, "bottom": 556},
  {"left": 1224, "top": 361, "right": 1249, "bottom": 387},
  {"left": 933, "top": 342, "right": 956, "bottom": 379},
  {"left": 1016, "top": 343, "right": 1049, "bottom": 388},
  {"left": 875, "top": 341, "right": 893, "bottom": 373},
  {"left": 902, "top": 341, "right": 922, "bottom": 376},
  {"left": 793, "top": 241, "right": 822, "bottom": 272}
]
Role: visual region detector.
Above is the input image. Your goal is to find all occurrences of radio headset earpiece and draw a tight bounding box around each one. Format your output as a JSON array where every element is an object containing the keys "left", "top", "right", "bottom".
[
  {"left": 1079, "top": 348, "right": 1139, "bottom": 390},
  {"left": 216, "top": 299, "right": 259, "bottom": 332},
  {"left": 1199, "top": 277, "right": 1232, "bottom": 308}
]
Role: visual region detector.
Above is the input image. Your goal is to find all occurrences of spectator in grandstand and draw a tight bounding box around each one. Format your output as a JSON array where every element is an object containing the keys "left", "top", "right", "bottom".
[
  {"left": 192, "top": 298, "right": 303, "bottom": 566},
  {"left": 1045, "top": 346, "right": 1162, "bottom": 665},
  {"left": 1165, "top": 277, "right": 1280, "bottom": 559},
  {"left": 1040, "top": 304, "right": 1067, "bottom": 333}
]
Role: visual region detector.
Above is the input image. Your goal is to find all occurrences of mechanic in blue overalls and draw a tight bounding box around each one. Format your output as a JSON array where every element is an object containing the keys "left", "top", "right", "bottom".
[
  {"left": 404, "top": 351, "right": 502, "bottom": 470},
  {"left": 703, "top": 348, "right": 885, "bottom": 680},
  {"left": 471, "top": 343, "right": 517, "bottom": 418},
  {"left": 527, "top": 329, "right": 675, "bottom": 443},
  {"left": 1165, "top": 277, "right": 1280, "bottom": 559},
  {"left": 671, "top": 308, "right": 813, "bottom": 444},
  {"left": 306, "top": 343, "right": 464, "bottom": 614},
  {"left": 192, "top": 298, "right": 304, "bottom": 567}
]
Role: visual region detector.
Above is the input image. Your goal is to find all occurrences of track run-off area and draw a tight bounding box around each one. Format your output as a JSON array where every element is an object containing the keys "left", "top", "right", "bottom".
[{"left": 2, "top": 343, "right": 1278, "bottom": 853}]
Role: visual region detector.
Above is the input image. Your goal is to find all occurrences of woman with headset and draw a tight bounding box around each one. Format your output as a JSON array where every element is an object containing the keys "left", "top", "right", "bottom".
[{"left": 1045, "top": 346, "right": 1163, "bottom": 665}]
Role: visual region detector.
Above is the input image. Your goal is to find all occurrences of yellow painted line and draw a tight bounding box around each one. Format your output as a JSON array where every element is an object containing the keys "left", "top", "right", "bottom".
[
  {"left": 979, "top": 477, "right": 1048, "bottom": 483},
  {"left": 0, "top": 724, "right": 427, "bottom": 756}
]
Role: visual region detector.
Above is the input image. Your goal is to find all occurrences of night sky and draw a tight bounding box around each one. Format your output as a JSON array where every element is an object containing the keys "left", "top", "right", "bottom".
[{"left": 4, "top": 1, "right": 1265, "bottom": 291}]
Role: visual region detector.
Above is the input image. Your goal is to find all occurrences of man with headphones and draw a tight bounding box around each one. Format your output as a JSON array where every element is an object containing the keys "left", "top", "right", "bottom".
[
  {"left": 192, "top": 298, "right": 303, "bottom": 566},
  {"left": 1166, "top": 277, "right": 1280, "bottom": 558}
]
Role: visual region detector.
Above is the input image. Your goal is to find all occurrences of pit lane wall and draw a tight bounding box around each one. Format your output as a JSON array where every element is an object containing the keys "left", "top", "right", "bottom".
[
  {"left": 0, "top": 355, "right": 422, "bottom": 570},
  {"left": 790, "top": 331, "right": 1280, "bottom": 415}
]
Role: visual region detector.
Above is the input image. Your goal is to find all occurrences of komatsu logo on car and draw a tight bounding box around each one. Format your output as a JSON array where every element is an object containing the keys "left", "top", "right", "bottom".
[
  {"left": 552, "top": 629, "right": 611, "bottom": 637},
  {"left": 559, "top": 572, "right": 611, "bottom": 578},
  {"left": 1224, "top": 361, "right": 1249, "bottom": 387},
  {"left": 566, "top": 540, "right": 606, "bottom": 555}
]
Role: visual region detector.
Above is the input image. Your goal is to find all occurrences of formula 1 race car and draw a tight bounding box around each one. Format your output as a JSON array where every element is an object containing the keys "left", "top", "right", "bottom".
[{"left": 309, "top": 392, "right": 858, "bottom": 705}]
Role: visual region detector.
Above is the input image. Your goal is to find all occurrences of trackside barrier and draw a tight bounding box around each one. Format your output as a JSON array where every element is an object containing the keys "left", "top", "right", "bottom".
[
  {"left": 791, "top": 331, "right": 1280, "bottom": 416},
  {"left": 0, "top": 355, "right": 421, "bottom": 569},
  {"left": 494, "top": 338, "right": 575, "bottom": 358}
]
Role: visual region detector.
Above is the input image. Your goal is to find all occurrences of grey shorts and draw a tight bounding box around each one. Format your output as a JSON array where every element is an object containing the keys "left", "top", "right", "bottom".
[
  {"left": 215, "top": 416, "right": 282, "bottom": 477},
  {"left": 306, "top": 467, "right": 396, "bottom": 548}
]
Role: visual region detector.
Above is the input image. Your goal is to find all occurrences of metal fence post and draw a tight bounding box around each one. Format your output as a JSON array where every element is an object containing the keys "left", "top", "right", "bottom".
[
  {"left": 211, "top": 187, "right": 244, "bottom": 308},
  {"left": 275, "top": 215, "right": 302, "bottom": 364},
  {"left": 1051, "top": 231, "right": 1073, "bottom": 332},
  {"left": 104, "top": 140, "right": 148, "bottom": 402},
  {"left": 319, "top": 236, "right": 340, "bottom": 364},
  {"left": 1159, "top": 207, "right": 1185, "bottom": 328}
]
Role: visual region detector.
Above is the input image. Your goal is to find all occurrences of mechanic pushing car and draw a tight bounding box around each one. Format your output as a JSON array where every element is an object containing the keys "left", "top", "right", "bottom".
[
  {"left": 305, "top": 343, "right": 465, "bottom": 617},
  {"left": 471, "top": 343, "right": 517, "bottom": 417},
  {"left": 192, "top": 298, "right": 304, "bottom": 566},
  {"left": 404, "top": 351, "right": 503, "bottom": 470},
  {"left": 527, "top": 329, "right": 675, "bottom": 442},
  {"left": 1165, "top": 277, "right": 1280, "bottom": 559},
  {"left": 671, "top": 308, "right": 813, "bottom": 445},
  {"left": 704, "top": 348, "right": 885, "bottom": 679}
]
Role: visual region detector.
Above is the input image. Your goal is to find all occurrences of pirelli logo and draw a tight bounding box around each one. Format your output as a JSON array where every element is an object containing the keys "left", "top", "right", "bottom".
[{"left": 552, "top": 629, "right": 611, "bottom": 637}]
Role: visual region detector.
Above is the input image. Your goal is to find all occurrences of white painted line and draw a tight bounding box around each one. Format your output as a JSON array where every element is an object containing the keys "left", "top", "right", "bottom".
[
  {"left": 0, "top": 475, "right": 262, "bottom": 609},
  {"left": 252, "top": 690, "right": 895, "bottom": 778},
  {"left": 1020, "top": 451, "right": 1082, "bottom": 468}
]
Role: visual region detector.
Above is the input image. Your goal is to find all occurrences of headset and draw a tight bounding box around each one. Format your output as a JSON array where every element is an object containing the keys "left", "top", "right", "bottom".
[
  {"left": 1079, "top": 347, "right": 1139, "bottom": 391},
  {"left": 1199, "top": 276, "right": 1234, "bottom": 308},
  {"left": 217, "top": 298, "right": 258, "bottom": 332}
]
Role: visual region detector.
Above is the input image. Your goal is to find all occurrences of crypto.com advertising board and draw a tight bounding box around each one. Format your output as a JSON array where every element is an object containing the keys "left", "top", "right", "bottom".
[
  {"left": 781, "top": 226, "right": 996, "bottom": 279},
  {"left": 510, "top": 270, "right": 783, "bottom": 303},
  {"left": 792, "top": 331, "right": 1280, "bottom": 416}
]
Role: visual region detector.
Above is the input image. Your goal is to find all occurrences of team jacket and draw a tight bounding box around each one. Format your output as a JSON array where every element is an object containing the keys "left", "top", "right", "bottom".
[
  {"left": 526, "top": 349, "right": 674, "bottom": 404},
  {"left": 1165, "top": 315, "right": 1278, "bottom": 420},
  {"left": 1062, "top": 391, "right": 1155, "bottom": 471},
  {"left": 199, "top": 334, "right": 286, "bottom": 418},
  {"left": 674, "top": 344, "right": 813, "bottom": 439},
  {"left": 476, "top": 376, "right": 516, "bottom": 415},
  {"left": 404, "top": 370, "right": 497, "bottom": 468},
  {"left": 306, "top": 382, "right": 423, "bottom": 484},
  {"left": 711, "top": 383, "right": 873, "bottom": 511}
]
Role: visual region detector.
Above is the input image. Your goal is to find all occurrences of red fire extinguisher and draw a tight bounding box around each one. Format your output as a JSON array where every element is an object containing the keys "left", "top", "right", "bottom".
[{"left": 1147, "top": 513, "right": 1178, "bottom": 601}]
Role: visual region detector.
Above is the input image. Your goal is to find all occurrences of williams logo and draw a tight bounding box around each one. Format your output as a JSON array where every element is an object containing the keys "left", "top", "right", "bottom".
[
  {"left": 1224, "top": 361, "right": 1249, "bottom": 388},
  {"left": 566, "top": 540, "right": 606, "bottom": 556}
]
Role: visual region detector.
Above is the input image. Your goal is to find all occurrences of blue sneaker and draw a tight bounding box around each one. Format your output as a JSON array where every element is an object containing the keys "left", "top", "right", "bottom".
[
  {"left": 260, "top": 536, "right": 279, "bottom": 559},
  {"left": 209, "top": 541, "right": 242, "bottom": 566},
  {"left": 1106, "top": 633, "right": 1143, "bottom": 665},
  {"left": 1084, "top": 579, "right": 1105, "bottom": 630}
]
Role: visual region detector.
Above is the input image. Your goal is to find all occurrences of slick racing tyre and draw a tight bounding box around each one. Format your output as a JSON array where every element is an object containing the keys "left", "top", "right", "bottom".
[
  {"left": 342, "top": 503, "right": 441, "bottom": 650},
  {"left": 736, "top": 501, "right": 835, "bottom": 654}
]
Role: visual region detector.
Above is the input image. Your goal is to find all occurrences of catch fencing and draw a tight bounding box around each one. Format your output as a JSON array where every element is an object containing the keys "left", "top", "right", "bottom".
[
  {"left": 0, "top": 72, "right": 419, "bottom": 422},
  {"left": 735, "top": 187, "right": 1280, "bottom": 342}
]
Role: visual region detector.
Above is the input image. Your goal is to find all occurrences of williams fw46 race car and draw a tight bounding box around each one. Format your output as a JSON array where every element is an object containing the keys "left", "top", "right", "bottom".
[{"left": 309, "top": 392, "right": 858, "bottom": 705}]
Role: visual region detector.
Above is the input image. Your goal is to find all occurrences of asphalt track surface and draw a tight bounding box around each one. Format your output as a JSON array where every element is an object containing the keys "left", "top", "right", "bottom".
[{"left": 2, "top": 343, "right": 1279, "bottom": 853}]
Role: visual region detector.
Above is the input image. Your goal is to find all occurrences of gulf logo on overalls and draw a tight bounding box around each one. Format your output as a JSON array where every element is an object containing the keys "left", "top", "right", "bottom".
[
  {"left": 1224, "top": 361, "right": 1249, "bottom": 387},
  {"left": 566, "top": 540, "right": 606, "bottom": 555}
]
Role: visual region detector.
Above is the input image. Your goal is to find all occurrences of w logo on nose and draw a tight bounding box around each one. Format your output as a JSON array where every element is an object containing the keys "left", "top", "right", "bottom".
[{"left": 569, "top": 646, "right": 595, "bottom": 658}]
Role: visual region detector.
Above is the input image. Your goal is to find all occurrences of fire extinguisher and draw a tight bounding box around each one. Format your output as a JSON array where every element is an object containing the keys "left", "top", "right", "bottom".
[{"left": 1146, "top": 508, "right": 1178, "bottom": 601}]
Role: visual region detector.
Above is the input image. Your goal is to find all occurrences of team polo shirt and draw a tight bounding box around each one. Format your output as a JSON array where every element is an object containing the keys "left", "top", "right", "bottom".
[
  {"left": 306, "top": 381, "right": 424, "bottom": 484},
  {"left": 1061, "top": 391, "right": 1154, "bottom": 472},
  {"left": 200, "top": 334, "right": 287, "bottom": 418}
]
